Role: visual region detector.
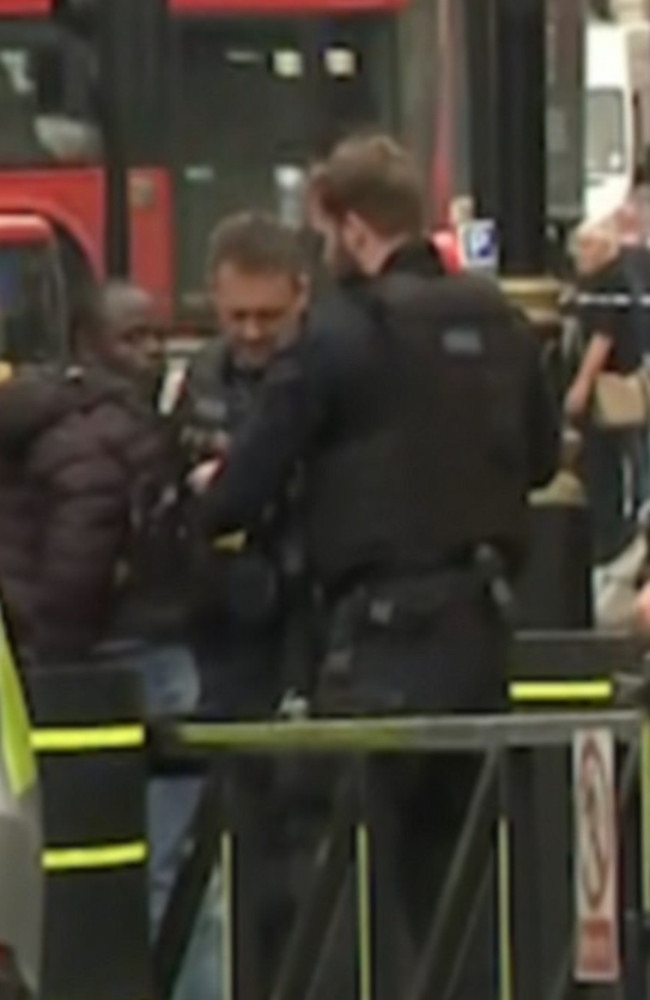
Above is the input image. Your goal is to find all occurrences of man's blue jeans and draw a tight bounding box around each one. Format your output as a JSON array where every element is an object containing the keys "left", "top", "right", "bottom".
[{"left": 119, "top": 643, "right": 223, "bottom": 1000}]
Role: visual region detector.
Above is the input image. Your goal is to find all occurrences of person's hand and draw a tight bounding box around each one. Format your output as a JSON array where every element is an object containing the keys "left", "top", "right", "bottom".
[
  {"left": 634, "top": 582, "right": 650, "bottom": 632},
  {"left": 564, "top": 380, "right": 590, "bottom": 421},
  {"left": 187, "top": 459, "right": 222, "bottom": 495}
]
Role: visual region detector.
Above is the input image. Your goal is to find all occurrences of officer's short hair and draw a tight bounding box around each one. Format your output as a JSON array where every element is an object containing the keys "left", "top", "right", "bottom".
[
  {"left": 206, "top": 212, "right": 304, "bottom": 283},
  {"left": 314, "top": 134, "right": 424, "bottom": 238}
]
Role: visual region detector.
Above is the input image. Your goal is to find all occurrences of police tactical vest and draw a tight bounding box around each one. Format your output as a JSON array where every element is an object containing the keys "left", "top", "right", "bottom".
[
  {"left": 182, "top": 339, "right": 261, "bottom": 459},
  {"left": 308, "top": 273, "right": 534, "bottom": 587}
]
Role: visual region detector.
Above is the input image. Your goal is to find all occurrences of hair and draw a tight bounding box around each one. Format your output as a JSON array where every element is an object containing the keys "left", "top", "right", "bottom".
[
  {"left": 313, "top": 134, "right": 425, "bottom": 238},
  {"left": 571, "top": 218, "right": 619, "bottom": 258},
  {"left": 69, "top": 279, "right": 156, "bottom": 356},
  {"left": 206, "top": 211, "right": 305, "bottom": 282}
]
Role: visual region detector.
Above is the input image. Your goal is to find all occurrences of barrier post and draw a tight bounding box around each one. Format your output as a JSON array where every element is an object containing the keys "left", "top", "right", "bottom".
[{"left": 25, "top": 664, "right": 150, "bottom": 1000}]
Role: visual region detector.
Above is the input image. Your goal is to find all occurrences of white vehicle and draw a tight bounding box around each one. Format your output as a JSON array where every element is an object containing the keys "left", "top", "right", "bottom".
[
  {"left": 0, "top": 609, "right": 41, "bottom": 1000},
  {"left": 585, "top": 21, "right": 650, "bottom": 222}
]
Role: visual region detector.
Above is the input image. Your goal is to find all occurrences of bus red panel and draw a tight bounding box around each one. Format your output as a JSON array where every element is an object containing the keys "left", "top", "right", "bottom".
[
  {"left": 0, "top": 169, "right": 174, "bottom": 305},
  {"left": 0, "top": 168, "right": 103, "bottom": 277},
  {"left": 128, "top": 168, "right": 173, "bottom": 315},
  {"left": 0, "top": 0, "right": 51, "bottom": 15},
  {"left": 170, "top": 0, "right": 408, "bottom": 12},
  {"left": 0, "top": 214, "right": 53, "bottom": 246}
]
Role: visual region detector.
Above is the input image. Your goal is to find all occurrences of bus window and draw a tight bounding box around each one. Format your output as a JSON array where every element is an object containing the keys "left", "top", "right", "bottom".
[
  {"left": 0, "top": 242, "right": 65, "bottom": 364},
  {"left": 173, "top": 14, "right": 398, "bottom": 308},
  {"left": 0, "top": 25, "right": 100, "bottom": 166}
]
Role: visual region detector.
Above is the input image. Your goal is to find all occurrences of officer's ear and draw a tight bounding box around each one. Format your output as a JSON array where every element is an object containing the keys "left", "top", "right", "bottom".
[{"left": 342, "top": 212, "right": 377, "bottom": 261}]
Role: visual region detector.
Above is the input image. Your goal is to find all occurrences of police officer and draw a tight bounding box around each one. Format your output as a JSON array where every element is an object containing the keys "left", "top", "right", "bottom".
[
  {"left": 189, "top": 138, "right": 559, "bottom": 988},
  {"left": 181, "top": 212, "right": 311, "bottom": 719},
  {"left": 191, "top": 136, "right": 559, "bottom": 715}
]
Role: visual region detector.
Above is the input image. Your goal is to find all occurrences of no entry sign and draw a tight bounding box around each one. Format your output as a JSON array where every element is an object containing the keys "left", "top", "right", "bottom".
[{"left": 574, "top": 729, "right": 620, "bottom": 983}]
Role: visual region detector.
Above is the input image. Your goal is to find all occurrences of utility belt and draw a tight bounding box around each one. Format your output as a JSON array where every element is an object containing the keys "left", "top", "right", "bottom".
[
  {"left": 345, "top": 568, "right": 483, "bottom": 630},
  {"left": 324, "top": 546, "right": 514, "bottom": 675}
]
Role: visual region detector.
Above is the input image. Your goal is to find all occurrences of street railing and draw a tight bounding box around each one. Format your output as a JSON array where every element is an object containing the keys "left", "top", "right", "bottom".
[{"left": 155, "top": 705, "right": 648, "bottom": 1000}]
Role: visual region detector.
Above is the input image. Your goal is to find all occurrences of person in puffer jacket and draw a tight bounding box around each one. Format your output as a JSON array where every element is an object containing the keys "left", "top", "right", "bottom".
[
  {"left": 0, "top": 282, "right": 171, "bottom": 663},
  {"left": 0, "top": 282, "right": 214, "bottom": 1000}
]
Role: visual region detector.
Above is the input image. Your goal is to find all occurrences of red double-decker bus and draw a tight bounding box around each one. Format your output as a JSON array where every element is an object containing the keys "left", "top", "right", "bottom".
[
  {"left": 0, "top": 0, "right": 171, "bottom": 311},
  {"left": 0, "top": 0, "right": 462, "bottom": 325}
]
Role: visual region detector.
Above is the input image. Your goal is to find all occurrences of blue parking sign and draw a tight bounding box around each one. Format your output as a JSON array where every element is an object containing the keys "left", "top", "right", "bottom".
[{"left": 459, "top": 219, "right": 499, "bottom": 272}]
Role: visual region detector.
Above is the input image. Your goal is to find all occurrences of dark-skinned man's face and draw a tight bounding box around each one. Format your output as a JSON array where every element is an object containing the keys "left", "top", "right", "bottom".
[{"left": 101, "top": 286, "right": 166, "bottom": 388}]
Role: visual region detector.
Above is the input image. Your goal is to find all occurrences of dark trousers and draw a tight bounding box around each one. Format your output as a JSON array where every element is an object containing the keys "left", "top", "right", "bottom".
[
  {"left": 583, "top": 425, "right": 640, "bottom": 565},
  {"left": 189, "top": 621, "right": 286, "bottom": 993},
  {"left": 190, "top": 620, "right": 282, "bottom": 721},
  {"left": 317, "top": 592, "right": 507, "bottom": 998}
]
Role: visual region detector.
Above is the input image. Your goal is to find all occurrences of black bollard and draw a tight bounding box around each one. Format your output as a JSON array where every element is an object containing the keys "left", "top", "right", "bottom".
[
  {"left": 24, "top": 664, "right": 150, "bottom": 1000},
  {"left": 467, "top": 0, "right": 591, "bottom": 629},
  {"left": 516, "top": 492, "right": 593, "bottom": 629}
]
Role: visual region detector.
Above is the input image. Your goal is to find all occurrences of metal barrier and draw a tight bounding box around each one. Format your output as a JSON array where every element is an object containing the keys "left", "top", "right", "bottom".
[
  {"left": 154, "top": 706, "right": 650, "bottom": 1000},
  {"left": 13, "top": 633, "right": 645, "bottom": 999}
]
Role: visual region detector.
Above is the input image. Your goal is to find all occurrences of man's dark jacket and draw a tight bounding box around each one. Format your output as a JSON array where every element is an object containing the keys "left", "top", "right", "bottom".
[
  {"left": 0, "top": 368, "right": 166, "bottom": 662},
  {"left": 197, "top": 241, "right": 560, "bottom": 588}
]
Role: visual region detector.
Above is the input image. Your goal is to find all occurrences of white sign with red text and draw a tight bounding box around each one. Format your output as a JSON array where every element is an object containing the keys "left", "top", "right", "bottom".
[{"left": 574, "top": 729, "right": 620, "bottom": 983}]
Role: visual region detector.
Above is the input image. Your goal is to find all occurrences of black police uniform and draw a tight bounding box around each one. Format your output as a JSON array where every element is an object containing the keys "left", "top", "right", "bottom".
[
  {"left": 196, "top": 241, "right": 559, "bottom": 714},
  {"left": 181, "top": 339, "right": 311, "bottom": 719},
  {"left": 195, "top": 243, "right": 559, "bottom": 990},
  {"left": 181, "top": 339, "right": 322, "bottom": 993}
]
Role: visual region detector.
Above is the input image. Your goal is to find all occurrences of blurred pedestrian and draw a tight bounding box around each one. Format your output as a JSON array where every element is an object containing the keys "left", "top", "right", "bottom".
[{"left": 567, "top": 221, "right": 646, "bottom": 564}]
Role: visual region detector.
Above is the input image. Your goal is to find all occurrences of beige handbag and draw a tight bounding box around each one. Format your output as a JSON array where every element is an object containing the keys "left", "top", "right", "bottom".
[
  {"left": 593, "top": 531, "right": 647, "bottom": 631},
  {"left": 592, "top": 369, "right": 650, "bottom": 429}
]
